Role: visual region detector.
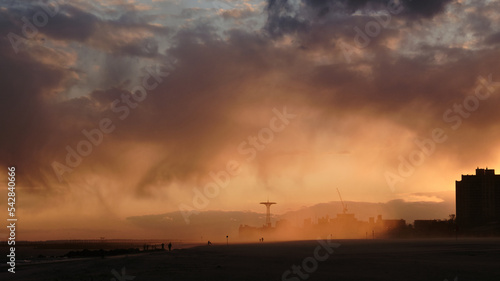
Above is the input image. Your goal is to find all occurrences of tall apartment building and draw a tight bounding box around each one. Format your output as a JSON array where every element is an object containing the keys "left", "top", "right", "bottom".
[{"left": 456, "top": 168, "right": 500, "bottom": 229}]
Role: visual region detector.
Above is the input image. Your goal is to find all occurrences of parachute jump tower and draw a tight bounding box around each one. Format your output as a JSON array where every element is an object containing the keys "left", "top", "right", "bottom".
[{"left": 260, "top": 200, "right": 277, "bottom": 227}]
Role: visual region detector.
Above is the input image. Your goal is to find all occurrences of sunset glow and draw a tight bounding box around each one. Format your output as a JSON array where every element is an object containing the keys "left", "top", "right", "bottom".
[{"left": 2, "top": 0, "right": 500, "bottom": 242}]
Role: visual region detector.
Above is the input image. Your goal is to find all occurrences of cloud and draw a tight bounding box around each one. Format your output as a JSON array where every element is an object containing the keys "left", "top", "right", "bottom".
[
  {"left": 263, "top": 0, "right": 456, "bottom": 39},
  {"left": 301, "top": 0, "right": 454, "bottom": 18},
  {"left": 4, "top": 2, "right": 169, "bottom": 57},
  {"left": 484, "top": 31, "right": 500, "bottom": 45},
  {"left": 401, "top": 0, "right": 454, "bottom": 19},
  {"left": 1, "top": 0, "right": 500, "bottom": 240},
  {"left": 264, "top": 0, "right": 310, "bottom": 38}
]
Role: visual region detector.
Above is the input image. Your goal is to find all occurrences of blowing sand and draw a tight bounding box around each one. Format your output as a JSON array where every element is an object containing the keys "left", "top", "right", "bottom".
[{"left": 1, "top": 238, "right": 499, "bottom": 281}]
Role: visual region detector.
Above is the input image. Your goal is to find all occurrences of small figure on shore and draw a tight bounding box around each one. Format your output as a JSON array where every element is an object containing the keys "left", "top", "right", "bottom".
[
  {"left": 208, "top": 240, "right": 212, "bottom": 246},
  {"left": 261, "top": 237, "right": 264, "bottom": 242},
  {"left": 168, "top": 242, "right": 172, "bottom": 251},
  {"left": 161, "top": 243, "right": 165, "bottom": 250}
]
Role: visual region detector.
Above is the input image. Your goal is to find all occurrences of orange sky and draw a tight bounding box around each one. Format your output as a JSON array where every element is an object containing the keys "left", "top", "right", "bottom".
[{"left": 1, "top": 0, "right": 500, "bottom": 240}]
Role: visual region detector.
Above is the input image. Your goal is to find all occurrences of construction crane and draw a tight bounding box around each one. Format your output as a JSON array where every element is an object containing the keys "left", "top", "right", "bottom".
[{"left": 337, "top": 188, "right": 348, "bottom": 214}]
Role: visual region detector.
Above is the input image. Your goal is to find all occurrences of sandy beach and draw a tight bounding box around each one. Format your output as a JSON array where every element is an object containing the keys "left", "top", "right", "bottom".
[{"left": 1, "top": 238, "right": 499, "bottom": 281}]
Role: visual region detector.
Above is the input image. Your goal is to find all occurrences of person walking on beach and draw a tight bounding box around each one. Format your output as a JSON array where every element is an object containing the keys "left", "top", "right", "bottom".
[
  {"left": 208, "top": 240, "right": 212, "bottom": 246},
  {"left": 168, "top": 242, "right": 172, "bottom": 251}
]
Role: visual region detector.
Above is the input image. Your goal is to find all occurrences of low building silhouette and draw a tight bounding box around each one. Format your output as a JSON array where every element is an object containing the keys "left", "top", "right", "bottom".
[
  {"left": 414, "top": 219, "right": 455, "bottom": 237},
  {"left": 239, "top": 212, "right": 407, "bottom": 240}
]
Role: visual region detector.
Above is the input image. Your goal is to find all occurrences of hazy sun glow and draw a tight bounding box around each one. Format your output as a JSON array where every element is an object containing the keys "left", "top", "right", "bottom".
[{"left": 1, "top": 0, "right": 500, "bottom": 241}]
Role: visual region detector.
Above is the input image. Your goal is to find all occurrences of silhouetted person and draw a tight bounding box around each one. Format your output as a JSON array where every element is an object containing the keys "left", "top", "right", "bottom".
[
  {"left": 168, "top": 242, "right": 172, "bottom": 251},
  {"left": 208, "top": 240, "right": 212, "bottom": 246},
  {"left": 262, "top": 237, "right": 264, "bottom": 242},
  {"left": 161, "top": 243, "right": 165, "bottom": 250}
]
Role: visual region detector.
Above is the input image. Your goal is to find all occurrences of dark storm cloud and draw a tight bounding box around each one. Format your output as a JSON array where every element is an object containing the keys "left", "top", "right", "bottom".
[
  {"left": 264, "top": 0, "right": 454, "bottom": 37},
  {"left": 303, "top": 0, "right": 387, "bottom": 14},
  {"left": 484, "top": 31, "right": 500, "bottom": 45},
  {"left": 0, "top": 8, "right": 280, "bottom": 195},
  {"left": 264, "top": 0, "right": 310, "bottom": 37},
  {"left": 0, "top": 36, "right": 66, "bottom": 191},
  {"left": 401, "top": 0, "right": 454, "bottom": 19},
  {"left": 32, "top": 4, "right": 98, "bottom": 42},
  {"left": 2, "top": 2, "right": 168, "bottom": 57},
  {"left": 2, "top": 0, "right": 500, "bottom": 200},
  {"left": 302, "top": 0, "right": 453, "bottom": 18},
  {"left": 0, "top": 2, "right": 166, "bottom": 191}
]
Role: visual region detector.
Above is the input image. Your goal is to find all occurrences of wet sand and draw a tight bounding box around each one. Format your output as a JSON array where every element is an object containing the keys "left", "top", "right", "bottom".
[{"left": 1, "top": 238, "right": 499, "bottom": 281}]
